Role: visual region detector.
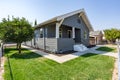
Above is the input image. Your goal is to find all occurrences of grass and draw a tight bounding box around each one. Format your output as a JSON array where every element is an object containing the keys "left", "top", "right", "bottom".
[
  {"left": 4, "top": 47, "right": 115, "bottom": 80},
  {"left": 96, "top": 46, "right": 117, "bottom": 52}
]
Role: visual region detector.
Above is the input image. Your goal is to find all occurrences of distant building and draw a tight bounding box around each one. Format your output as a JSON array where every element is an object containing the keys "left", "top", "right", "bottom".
[{"left": 89, "top": 31, "right": 103, "bottom": 45}]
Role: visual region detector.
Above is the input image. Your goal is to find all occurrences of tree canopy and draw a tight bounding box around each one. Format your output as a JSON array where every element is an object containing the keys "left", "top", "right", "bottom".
[
  {"left": 104, "top": 28, "right": 120, "bottom": 43},
  {"left": 0, "top": 16, "right": 34, "bottom": 53}
]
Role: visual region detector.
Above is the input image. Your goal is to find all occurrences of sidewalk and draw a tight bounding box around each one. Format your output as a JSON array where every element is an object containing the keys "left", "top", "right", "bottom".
[
  {"left": 0, "top": 47, "right": 4, "bottom": 80},
  {"left": 22, "top": 45, "right": 118, "bottom": 63}
]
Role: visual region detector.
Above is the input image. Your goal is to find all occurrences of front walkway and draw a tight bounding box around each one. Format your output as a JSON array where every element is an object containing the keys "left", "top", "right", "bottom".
[{"left": 22, "top": 45, "right": 118, "bottom": 63}]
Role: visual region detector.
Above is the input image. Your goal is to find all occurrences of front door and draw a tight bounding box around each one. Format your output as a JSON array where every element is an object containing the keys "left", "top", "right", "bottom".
[{"left": 75, "top": 28, "right": 81, "bottom": 43}]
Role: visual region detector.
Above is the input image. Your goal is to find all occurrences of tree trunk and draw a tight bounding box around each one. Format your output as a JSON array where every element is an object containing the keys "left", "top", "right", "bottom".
[
  {"left": 1, "top": 43, "right": 4, "bottom": 56},
  {"left": 18, "top": 43, "right": 21, "bottom": 54},
  {"left": 16, "top": 43, "right": 19, "bottom": 49}
]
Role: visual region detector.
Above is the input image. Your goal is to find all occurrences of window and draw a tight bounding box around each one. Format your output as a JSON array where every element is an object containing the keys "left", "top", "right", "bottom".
[
  {"left": 45, "top": 27, "right": 47, "bottom": 38},
  {"left": 40, "top": 28, "right": 43, "bottom": 38},
  {"left": 77, "top": 18, "right": 81, "bottom": 24},
  {"left": 67, "top": 30, "right": 72, "bottom": 38},
  {"left": 84, "top": 31, "right": 87, "bottom": 39},
  {"left": 59, "top": 27, "right": 62, "bottom": 38}
]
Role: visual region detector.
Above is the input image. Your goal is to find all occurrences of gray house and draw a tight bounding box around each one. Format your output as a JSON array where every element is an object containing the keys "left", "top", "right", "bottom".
[{"left": 25, "top": 9, "right": 94, "bottom": 53}]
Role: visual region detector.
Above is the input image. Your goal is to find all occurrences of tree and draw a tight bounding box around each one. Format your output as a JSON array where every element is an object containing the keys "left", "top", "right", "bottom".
[
  {"left": 0, "top": 16, "right": 12, "bottom": 43},
  {"left": 0, "top": 16, "right": 12, "bottom": 56},
  {"left": 104, "top": 28, "right": 120, "bottom": 43},
  {"left": 34, "top": 19, "right": 37, "bottom": 26},
  {"left": 0, "top": 16, "right": 34, "bottom": 54}
]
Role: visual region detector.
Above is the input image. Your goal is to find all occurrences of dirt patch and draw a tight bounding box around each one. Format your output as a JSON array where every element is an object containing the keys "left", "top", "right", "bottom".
[
  {"left": 54, "top": 51, "right": 77, "bottom": 56},
  {"left": 30, "top": 46, "right": 77, "bottom": 56}
]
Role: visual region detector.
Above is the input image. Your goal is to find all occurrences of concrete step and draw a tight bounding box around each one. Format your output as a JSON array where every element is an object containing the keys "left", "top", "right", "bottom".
[{"left": 74, "top": 44, "right": 88, "bottom": 52}]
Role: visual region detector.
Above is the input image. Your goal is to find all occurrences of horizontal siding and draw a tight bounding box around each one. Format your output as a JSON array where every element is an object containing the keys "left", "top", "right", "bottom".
[
  {"left": 45, "top": 38, "right": 57, "bottom": 52},
  {"left": 58, "top": 38, "right": 74, "bottom": 52},
  {"left": 26, "top": 41, "right": 32, "bottom": 46},
  {"left": 36, "top": 38, "right": 44, "bottom": 49}
]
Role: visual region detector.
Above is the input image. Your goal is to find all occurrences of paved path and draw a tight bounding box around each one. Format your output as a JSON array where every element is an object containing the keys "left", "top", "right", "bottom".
[
  {"left": 22, "top": 45, "right": 118, "bottom": 63},
  {"left": 0, "top": 46, "right": 4, "bottom": 80},
  {"left": 22, "top": 45, "right": 89, "bottom": 63}
]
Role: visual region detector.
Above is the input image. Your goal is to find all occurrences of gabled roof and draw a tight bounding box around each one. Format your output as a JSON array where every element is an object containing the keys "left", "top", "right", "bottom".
[
  {"left": 35, "top": 9, "right": 94, "bottom": 31},
  {"left": 90, "top": 31, "right": 103, "bottom": 36}
]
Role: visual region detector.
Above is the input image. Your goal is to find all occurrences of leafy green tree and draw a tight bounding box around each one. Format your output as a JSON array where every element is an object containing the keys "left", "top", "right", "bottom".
[
  {"left": 0, "top": 16, "right": 34, "bottom": 54},
  {"left": 0, "top": 17, "right": 11, "bottom": 43},
  {"left": 0, "top": 16, "right": 12, "bottom": 56},
  {"left": 104, "top": 28, "right": 120, "bottom": 43}
]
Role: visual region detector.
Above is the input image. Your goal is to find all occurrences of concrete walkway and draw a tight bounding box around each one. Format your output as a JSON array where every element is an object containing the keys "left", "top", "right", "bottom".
[
  {"left": 22, "top": 45, "right": 89, "bottom": 63},
  {"left": 0, "top": 47, "right": 4, "bottom": 80},
  {"left": 22, "top": 45, "right": 118, "bottom": 63}
]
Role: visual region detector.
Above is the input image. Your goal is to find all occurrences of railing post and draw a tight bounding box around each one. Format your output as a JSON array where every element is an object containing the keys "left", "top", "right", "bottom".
[
  {"left": 56, "top": 23, "right": 60, "bottom": 38},
  {"left": 72, "top": 27, "right": 75, "bottom": 38}
]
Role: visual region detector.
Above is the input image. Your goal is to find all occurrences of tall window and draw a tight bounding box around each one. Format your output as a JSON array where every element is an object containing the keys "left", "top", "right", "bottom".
[
  {"left": 84, "top": 31, "right": 87, "bottom": 39},
  {"left": 40, "top": 28, "right": 43, "bottom": 38},
  {"left": 67, "top": 30, "right": 72, "bottom": 38},
  {"left": 45, "top": 27, "right": 47, "bottom": 38},
  {"left": 59, "top": 27, "right": 62, "bottom": 38}
]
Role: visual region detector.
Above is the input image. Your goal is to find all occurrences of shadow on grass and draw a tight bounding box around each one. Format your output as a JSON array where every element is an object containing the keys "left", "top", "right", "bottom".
[
  {"left": 9, "top": 52, "right": 42, "bottom": 59},
  {"left": 6, "top": 54, "right": 14, "bottom": 80},
  {"left": 4, "top": 48, "right": 27, "bottom": 54},
  {"left": 4, "top": 48, "right": 42, "bottom": 80},
  {"left": 96, "top": 46, "right": 115, "bottom": 52},
  {"left": 4, "top": 48, "right": 42, "bottom": 59},
  {"left": 81, "top": 53, "right": 98, "bottom": 57}
]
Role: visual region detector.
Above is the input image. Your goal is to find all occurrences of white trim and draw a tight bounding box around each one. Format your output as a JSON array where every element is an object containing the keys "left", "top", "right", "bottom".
[
  {"left": 58, "top": 19, "right": 64, "bottom": 27},
  {"left": 72, "top": 27, "right": 75, "bottom": 38},
  {"left": 79, "top": 11, "right": 93, "bottom": 31},
  {"left": 55, "top": 19, "right": 64, "bottom": 38},
  {"left": 57, "top": 9, "right": 84, "bottom": 21},
  {"left": 56, "top": 23, "right": 60, "bottom": 38}
]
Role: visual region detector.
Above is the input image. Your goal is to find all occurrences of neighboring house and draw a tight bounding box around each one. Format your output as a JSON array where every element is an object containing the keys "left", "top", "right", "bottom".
[
  {"left": 89, "top": 31, "right": 103, "bottom": 45},
  {"left": 25, "top": 9, "right": 94, "bottom": 53}
]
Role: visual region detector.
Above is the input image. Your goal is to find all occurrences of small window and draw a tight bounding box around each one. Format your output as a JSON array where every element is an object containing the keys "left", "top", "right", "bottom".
[
  {"left": 77, "top": 18, "right": 81, "bottom": 24},
  {"left": 84, "top": 31, "right": 87, "bottom": 39}
]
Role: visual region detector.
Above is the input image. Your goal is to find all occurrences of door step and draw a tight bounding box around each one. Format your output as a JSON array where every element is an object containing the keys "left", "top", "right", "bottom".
[{"left": 74, "top": 44, "right": 88, "bottom": 52}]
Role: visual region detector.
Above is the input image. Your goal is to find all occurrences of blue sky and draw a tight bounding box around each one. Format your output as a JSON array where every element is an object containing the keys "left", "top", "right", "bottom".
[{"left": 0, "top": 0, "right": 120, "bottom": 30}]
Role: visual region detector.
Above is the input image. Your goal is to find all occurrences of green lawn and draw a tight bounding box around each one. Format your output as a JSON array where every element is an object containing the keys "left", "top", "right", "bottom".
[
  {"left": 96, "top": 46, "right": 117, "bottom": 52},
  {"left": 4, "top": 48, "right": 115, "bottom": 80}
]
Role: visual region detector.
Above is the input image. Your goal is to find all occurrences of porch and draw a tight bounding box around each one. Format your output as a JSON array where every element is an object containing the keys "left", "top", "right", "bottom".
[
  {"left": 36, "top": 22, "right": 81, "bottom": 43},
  {"left": 26, "top": 23, "right": 82, "bottom": 53}
]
